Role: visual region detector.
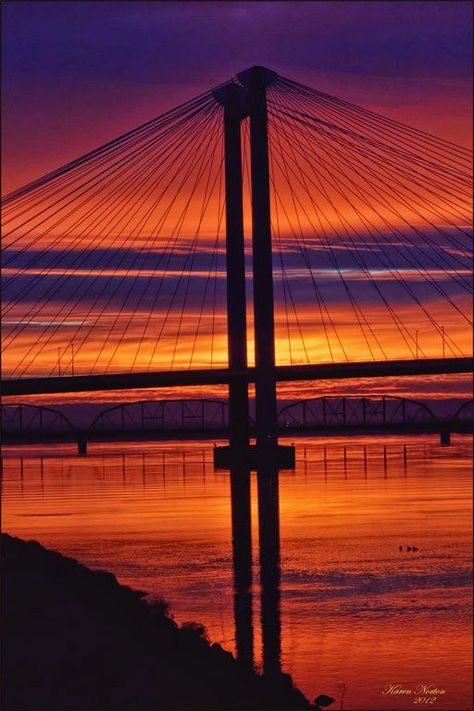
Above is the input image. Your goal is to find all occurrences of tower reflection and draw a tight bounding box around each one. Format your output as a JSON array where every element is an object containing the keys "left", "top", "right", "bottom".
[
  {"left": 257, "top": 465, "right": 282, "bottom": 678},
  {"left": 229, "top": 464, "right": 282, "bottom": 678},
  {"left": 230, "top": 467, "right": 254, "bottom": 671}
]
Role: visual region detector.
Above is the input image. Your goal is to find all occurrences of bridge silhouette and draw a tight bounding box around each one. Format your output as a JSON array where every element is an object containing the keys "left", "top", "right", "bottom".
[
  {"left": 2, "top": 66, "right": 472, "bottom": 466},
  {"left": 2, "top": 396, "right": 471, "bottom": 451}
]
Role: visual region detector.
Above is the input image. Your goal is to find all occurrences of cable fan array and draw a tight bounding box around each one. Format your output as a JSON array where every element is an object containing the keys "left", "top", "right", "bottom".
[
  {"left": 3, "top": 88, "right": 229, "bottom": 377},
  {"left": 266, "top": 75, "right": 472, "bottom": 364},
  {"left": 2, "top": 71, "right": 472, "bottom": 379}
]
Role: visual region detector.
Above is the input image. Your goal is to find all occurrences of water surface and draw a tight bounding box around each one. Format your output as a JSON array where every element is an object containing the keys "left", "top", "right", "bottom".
[{"left": 2, "top": 435, "right": 472, "bottom": 710}]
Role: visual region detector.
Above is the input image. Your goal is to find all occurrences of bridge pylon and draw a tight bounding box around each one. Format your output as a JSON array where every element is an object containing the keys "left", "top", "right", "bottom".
[
  {"left": 212, "top": 83, "right": 250, "bottom": 453},
  {"left": 213, "top": 66, "right": 295, "bottom": 470}
]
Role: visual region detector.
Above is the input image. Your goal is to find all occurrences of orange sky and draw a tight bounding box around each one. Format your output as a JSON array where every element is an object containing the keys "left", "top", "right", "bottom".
[{"left": 2, "top": 3, "right": 472, "bottom": 404}]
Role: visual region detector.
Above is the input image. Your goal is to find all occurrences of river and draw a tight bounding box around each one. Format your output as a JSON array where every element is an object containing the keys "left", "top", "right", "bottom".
[{"left": 2, "top": 434, "right": 472, "bottom": 710}]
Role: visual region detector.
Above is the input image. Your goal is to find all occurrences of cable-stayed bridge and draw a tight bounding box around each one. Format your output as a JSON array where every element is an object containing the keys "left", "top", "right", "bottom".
[{"left": 2, "top": 66, "right": 472, "bottom": 465}]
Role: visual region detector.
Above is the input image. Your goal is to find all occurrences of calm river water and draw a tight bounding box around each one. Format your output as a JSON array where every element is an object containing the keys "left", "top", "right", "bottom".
[{"left": 2, "top": 435, "right": 472, "bottom": 710}]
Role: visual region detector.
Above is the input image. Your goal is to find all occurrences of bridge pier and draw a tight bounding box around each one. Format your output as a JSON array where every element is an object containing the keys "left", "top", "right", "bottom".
[
  {"left": 440, "top": 430, "right": 451, "bottom": 446},
  {"left": 214, "top": 442, "right": 295, "bottom": 470},
  {"left": 77, "top": 437, "right": 87, "bottom": 455}
]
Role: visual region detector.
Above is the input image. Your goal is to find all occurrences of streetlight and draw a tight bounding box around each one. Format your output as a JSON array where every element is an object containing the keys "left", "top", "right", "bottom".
[
  {"left": 71, "top": 342, "right": 75, "bottom": 376},
  {"left": 441, "top": 326, "right": 445, "bottom": 358},
  {"left": 57, "top": 347, "right": 61, "bottom": 376},
  {"left": 415, "top": 329, "right": 419, "bottom": 359}
]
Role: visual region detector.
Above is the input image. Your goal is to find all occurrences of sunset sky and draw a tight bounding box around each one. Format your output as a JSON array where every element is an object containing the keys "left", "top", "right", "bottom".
[
  {"left": 2, "top": 1, "right": 472, "bottom": 402},
  {"left": 3, "top": 1, "right": 472, "bottom": 190}
]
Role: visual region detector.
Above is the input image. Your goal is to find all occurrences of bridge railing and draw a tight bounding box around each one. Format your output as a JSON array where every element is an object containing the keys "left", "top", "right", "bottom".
[
  {"left": 452, "top": 399, "right": 473, "bottom": 423},
  {"left": 277, "top": 396, "right": 436, "bottom": 428},
  {"left": 1, "top": 403, "right": 75, "bottom": 437},
  {"left": 2, "top": 396, "right": 472, "bottom": 441},
  {"left": 87, "top": 399, "right": 230, "bottom": 434}
]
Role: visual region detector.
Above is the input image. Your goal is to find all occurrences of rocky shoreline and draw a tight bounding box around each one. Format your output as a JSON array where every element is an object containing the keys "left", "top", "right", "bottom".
[{"left": 2, "top": 533, "right": 310, "bottom": 710}]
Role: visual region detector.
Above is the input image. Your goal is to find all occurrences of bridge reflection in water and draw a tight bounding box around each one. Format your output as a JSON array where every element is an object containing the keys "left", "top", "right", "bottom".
[
  {"left": 3, "top": 440, "right": 471, "bottom": 708},
  {"left": 229, "top": 462, "right": 283, "bottom": 678}
]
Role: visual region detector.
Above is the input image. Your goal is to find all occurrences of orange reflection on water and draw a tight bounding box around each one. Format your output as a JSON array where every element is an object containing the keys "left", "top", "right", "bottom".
[{"left": 2, "top": 435, "right": 472, "bottom": 710}]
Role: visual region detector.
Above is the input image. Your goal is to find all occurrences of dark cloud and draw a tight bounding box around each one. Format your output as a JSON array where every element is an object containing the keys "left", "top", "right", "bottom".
[{"left": 3, "top": 236, "right": 470, "bottom": 315}]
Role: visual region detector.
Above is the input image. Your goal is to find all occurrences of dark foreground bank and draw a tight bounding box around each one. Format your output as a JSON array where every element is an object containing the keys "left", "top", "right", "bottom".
[{"left": 1, "top": 534, "right": 310, "bottom": 710}]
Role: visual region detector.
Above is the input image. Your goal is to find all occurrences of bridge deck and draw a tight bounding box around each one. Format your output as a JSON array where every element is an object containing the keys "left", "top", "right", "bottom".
[{"left": 2, "top": 357, "right": 472, "bottom": 396}]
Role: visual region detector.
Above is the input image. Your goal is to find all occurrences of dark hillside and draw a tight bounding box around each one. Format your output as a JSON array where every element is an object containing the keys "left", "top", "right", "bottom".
[{"left": 2, "top": 533, "right": 309, "bottom": 711}]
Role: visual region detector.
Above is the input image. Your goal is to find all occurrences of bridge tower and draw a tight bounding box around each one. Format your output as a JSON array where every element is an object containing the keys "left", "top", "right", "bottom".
[
  {"left": 214, "top": 66, "right": 294, "bottom": 469},
  {"left": 212, "top": 83, "right": 250, "bottom": 452}
]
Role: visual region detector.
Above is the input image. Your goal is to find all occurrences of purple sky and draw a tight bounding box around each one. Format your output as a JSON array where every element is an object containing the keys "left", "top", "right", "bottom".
[{"left": 2, "top": 1, "right": 472, "bottom": 191}]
